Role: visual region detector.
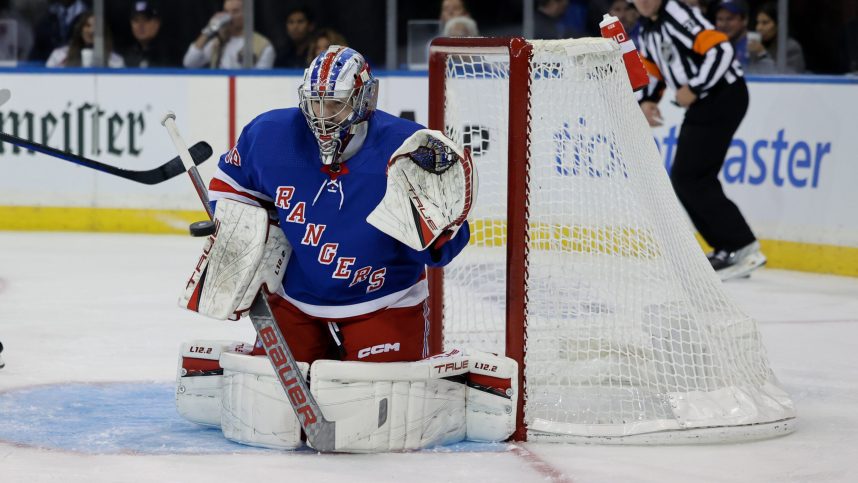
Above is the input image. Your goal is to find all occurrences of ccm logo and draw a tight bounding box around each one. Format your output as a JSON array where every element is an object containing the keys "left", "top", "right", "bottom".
[{"left": 357, "top": 342, "right": 400, "bottom": 359}]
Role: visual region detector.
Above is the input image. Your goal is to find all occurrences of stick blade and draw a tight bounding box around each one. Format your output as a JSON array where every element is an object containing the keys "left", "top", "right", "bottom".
[{"left": 189, "top": 141, "right": 213, "bottom": 166}]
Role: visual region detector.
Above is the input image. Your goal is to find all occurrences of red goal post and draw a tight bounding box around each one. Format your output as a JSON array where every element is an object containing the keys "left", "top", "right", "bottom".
[{"left": 428, "top": 37, "right": 532, "bottom": 441}]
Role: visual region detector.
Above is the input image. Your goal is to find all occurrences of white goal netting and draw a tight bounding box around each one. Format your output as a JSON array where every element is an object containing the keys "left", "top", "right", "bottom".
[{"left": 437, "top": 38, "right": 795, "bottom": 443}]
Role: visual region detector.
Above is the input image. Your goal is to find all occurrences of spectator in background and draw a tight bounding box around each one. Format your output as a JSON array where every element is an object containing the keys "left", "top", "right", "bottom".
[
  {"left": 714, "top": 0, "right": 775, "bottom": 74},
  {"left": 752, "top": 1, "right": 804, "bottom": 74},
  {"left": 438, "top": 0, "right": 480, "bottom": 37},
  {"left": 576, "top": 1, "right": 619, "bottom": 38},
  {"left": 123, "top": 1, "right": 175, "bottom": 68},
  {"left": 275, "top": 6, "right": 316, "bottom": 68},
  {"left": 30, "top": 0, "right": 88, "bottom": 62},
  {"left": 439, "top": 0, "right": 478, "bottom": 38},
  {"left": 0, "top": 0, "right": 35, "bottom": 61},
  {"left": 306, "top": 28, "right": 347, "bottom": 65},
  {"left": 183, "top": 0, "right": 274, "bottom": 69},
  {"left": 442, "top": 16, "right": 479, "bottom": 37},
  {"left": 46, "top": 11, "right": 124, "bottom": 67},
  {"left": 608, "top": 0, "right": 640, "bottom": 38},
  {"left": 841, "top": 17, "right": 858, "bottom": 74},
  {"left": 440, "top": 0, "right": 471, "bottom": 24},
  {"left": 715, "top": 1, "right": 747, "bottom": 61},
  {"left": 535, "top": 0, "right": 570, "bottom": 39}
]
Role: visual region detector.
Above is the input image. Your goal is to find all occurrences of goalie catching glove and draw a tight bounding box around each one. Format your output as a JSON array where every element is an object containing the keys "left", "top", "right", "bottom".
[
  {"left": 180, "top": 199, "right": 291, "bottom": 320},
  {"left": 367, "top": 129, "right": 477, "bottom": 251}
]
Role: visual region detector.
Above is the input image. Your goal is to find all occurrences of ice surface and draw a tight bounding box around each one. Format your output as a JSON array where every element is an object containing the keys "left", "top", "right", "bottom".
[{"left": 1, "top": 232, "right": 856, "bottom": 482}]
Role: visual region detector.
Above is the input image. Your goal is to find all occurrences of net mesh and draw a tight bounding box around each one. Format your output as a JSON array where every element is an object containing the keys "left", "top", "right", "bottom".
[{"left": 437, "top": 38, "right": 794, "bottom": 441}]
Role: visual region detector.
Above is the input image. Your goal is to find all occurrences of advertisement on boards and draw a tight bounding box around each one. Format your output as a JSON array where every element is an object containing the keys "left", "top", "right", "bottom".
[
  {"left": 1, "top": 72, "right": 856, "bottom": 263},
  {"left": 0, "top": 74, "right": 227, "bottom": 210},
  {"left": 650, "top": 81, "right": 858, "bottom": 247}
]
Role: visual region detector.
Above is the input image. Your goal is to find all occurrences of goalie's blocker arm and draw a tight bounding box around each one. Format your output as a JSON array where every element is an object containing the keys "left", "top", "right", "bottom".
[
  {"left": 180, "top": 199, "right": 291, "bottom": 320},
  {"left": 367, "top": 129, "right": 477, "bottom": 262}
]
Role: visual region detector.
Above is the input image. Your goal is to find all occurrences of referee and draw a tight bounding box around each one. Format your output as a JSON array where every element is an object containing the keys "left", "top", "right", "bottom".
[{"left": 632, "top": 0, "right": 766, "bottom": 280}]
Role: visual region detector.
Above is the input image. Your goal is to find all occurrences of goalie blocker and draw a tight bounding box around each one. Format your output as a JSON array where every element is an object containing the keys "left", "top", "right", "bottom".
[
  {"left": 176, "top": 344, "right": 517, "bottom": 452},
  {"left": 180, "top": 199, "right": 291, "bottom": 320}
]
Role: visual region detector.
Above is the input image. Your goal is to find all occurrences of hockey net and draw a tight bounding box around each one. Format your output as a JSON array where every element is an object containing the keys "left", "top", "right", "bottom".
[{"left": 427, "top": 37, "right": 795, "bottom": 443}]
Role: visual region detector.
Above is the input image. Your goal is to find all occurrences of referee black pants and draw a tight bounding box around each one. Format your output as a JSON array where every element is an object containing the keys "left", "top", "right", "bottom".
[{"left": 670, "top": 78, "right": 756, "bottom": 252}]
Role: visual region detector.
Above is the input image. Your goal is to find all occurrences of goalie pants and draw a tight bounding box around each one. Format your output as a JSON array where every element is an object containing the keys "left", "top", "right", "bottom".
[
  {"left": 670, "top": 78, "right": 756, "bottom": 252},
  {"left": 250, "top": 294, "right": 430, "bottom": 364}
]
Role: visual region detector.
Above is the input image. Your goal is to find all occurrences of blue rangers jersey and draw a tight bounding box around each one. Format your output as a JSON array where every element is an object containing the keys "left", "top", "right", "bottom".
[{"left": 208, "top": 108, "right": 470, "bottom": 319}]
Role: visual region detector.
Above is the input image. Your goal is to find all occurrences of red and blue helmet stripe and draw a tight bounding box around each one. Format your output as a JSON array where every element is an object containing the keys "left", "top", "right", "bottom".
[{"left": 309, "top": 46, "right": 361, "bottom": 92}]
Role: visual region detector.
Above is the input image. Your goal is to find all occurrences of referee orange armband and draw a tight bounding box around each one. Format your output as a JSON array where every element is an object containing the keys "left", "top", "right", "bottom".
[{"left": 693, "top": 30, "right": 729, "bottom": 55}]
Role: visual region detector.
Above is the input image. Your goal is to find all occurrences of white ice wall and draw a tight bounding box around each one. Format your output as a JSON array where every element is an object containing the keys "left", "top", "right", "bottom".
[{"left": 0, "top": 70, "right": 855, "bottom": 272}]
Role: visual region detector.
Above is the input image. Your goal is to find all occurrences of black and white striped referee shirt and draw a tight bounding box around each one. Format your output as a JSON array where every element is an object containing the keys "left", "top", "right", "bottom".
[{"left": 635, "top": 0, "right": 743, "bottom": 102}]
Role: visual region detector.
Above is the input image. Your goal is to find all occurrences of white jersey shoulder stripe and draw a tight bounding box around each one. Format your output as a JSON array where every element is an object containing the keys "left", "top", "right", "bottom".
[{"left": 211, "top": 166, "right": 273, "bottom": 202}]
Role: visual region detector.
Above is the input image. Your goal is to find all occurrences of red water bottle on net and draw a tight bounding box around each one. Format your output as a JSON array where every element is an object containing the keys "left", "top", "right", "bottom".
[{"left": 599, "top": 14, "right": 649, "bottom": 91}]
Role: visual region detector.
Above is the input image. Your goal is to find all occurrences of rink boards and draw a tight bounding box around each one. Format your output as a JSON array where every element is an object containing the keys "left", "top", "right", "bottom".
[{"left": 0, "top": 69, "right": 856, "bottom": 276}]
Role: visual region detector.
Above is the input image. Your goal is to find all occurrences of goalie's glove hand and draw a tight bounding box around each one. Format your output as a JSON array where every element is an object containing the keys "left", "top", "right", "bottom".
[{"left": 367, "top": 129, "right": 477, "bottom": 251}]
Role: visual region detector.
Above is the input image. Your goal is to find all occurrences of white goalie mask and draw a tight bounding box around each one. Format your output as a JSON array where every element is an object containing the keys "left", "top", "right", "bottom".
[{"left": 299, "top": 46, "right": 379, "bottom": 166}]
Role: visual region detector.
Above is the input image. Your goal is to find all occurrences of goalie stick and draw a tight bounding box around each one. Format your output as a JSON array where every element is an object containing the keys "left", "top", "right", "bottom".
[
  {"left": 162, "top": 112, "right": 215, "bottom": 219},
  {"left": 161, "top": 112, "right": 388, "bottom": 453},
  {"left": 0, "top": 131, "right": 213, "bottom": 185}
]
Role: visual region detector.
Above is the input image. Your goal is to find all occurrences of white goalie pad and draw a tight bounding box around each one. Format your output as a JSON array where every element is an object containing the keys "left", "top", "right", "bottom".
[
  {"left": 367, "top": 129, "right": 477, "bottom": 251},
  {"left": 310, "top": 356, "right": 467, "bottom": 452},
  {"left": 463, "top": 351, "right": 518, "bottom": 442},
  {"left": 180, "top": 199, "right": 291, "bottom": 320},
  {"left": 220, "top": 352, "right": 309, "bottom": 450},
  {"left": 175, "top": 340, "right": 253, "bottom": 427},
  {"left": 309, "top": 349, "right": 516, "bottom": 452}
]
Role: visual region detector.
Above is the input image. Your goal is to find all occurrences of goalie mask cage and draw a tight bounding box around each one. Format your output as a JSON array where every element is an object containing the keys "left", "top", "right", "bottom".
[{"left": 426, "top": 37, "right": 796, "bottom": 443}]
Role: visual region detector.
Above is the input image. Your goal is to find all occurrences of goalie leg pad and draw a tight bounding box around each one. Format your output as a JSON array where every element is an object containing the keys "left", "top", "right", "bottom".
[
  {"left": 220, "top": 351, "right": 309, "bottom": 450},
  {"left": 309, "top": 354, "right": 471, "bottom": 452},
  {"left": 176, "top": 340, "right": 253, "bottom": 427},
  {"left": 465, "top": 351, "right": 518, "bottom": 442},
  {"left": 180, "top": 199, "right": 291, "bottom": 320}
]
